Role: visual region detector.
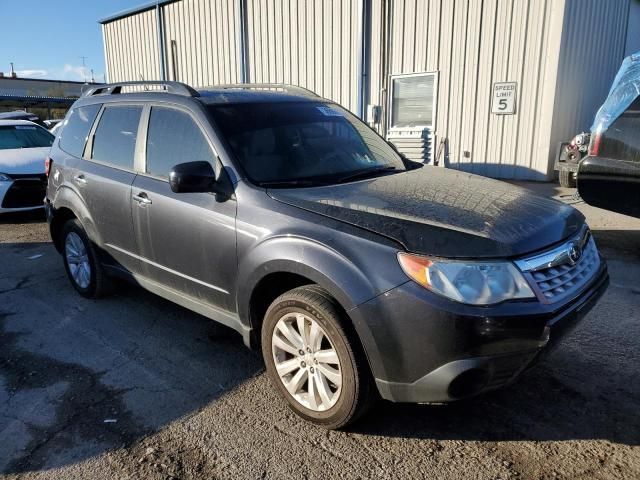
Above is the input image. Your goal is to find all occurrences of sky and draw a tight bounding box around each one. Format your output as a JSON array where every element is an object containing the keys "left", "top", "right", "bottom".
[{"left": 0, "top": 0, "right": 146, "bottom": 82}]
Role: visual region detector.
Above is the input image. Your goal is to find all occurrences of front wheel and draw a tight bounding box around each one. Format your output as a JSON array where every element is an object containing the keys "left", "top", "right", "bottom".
[{"left": 261, "top": 286, "right": 374, "bottom": 429}]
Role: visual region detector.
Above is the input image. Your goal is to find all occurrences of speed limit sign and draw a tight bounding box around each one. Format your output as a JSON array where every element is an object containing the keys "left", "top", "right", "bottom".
[{"left": 491, "top": 82, "right": 517, "bottom": 114}]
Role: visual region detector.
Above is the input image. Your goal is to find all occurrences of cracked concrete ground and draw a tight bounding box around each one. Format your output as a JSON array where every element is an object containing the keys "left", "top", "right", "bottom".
[{"left": 0, "top": 183, "right": 639, "bottom": 479}]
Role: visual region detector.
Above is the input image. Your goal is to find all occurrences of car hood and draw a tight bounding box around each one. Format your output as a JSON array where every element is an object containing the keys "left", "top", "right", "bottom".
[
  {"left": 0, "top": 147, "right": 49, "bottom": 175},
  {"left": 268, "top": 166, "right": 585, "bottom": 258}
]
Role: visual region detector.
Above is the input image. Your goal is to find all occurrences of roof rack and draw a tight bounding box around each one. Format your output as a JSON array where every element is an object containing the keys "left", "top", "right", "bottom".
[
  {"left": 208, "top": 83, "right": 319, "bottom": 98},
  {"left": 81, "top": 81, "right": 199, "bottom": 98}
]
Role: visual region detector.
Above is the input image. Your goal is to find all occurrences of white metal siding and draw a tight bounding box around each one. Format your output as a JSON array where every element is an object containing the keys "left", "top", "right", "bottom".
[
  {"left": 245, "top": 0, "right": 361, "bottom": 113},
  {"left": 102, "top": 0, "right": 241, "bottom": 87},
  {"left": 161, "top": 0, "right": 241, "bottom": 86},
  {"left": 549, "top": 0, "right": 631, "bottom": 175},
  {"left": 626, "top": 0, "right": 640, "bottom": 56},
  {"left": 368, "top": 0, "right": 567, "bottom": 180},
  {"left": 101, "top": 0, "right": 639, "bottom": 180},
  {"left": 102, "top": 9, "right": 161, "bottom": 83}
]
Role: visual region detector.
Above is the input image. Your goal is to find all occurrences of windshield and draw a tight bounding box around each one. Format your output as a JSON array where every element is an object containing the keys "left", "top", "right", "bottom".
[
  {"left": 0, "top": 124, "right": 54, "bottom": 150},
  {"left": 208, "top": 102, "right": 406, "bottom": 186}
]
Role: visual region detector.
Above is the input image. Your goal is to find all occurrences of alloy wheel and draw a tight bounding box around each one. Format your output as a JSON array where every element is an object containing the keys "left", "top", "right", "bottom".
[
  {"left": 271, "top": 312, "right": 342, "bottom": 411},
  {"left": 65, "top": 231, "right": 91, "bottom": 289}
]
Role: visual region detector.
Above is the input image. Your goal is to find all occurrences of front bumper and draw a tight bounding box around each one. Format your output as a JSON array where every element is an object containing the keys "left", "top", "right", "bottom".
[
  {"left": 351, "top": 261, "right": 609, "bottom": 403},
  {"left": 0, "top": 176, "right": 47, "bottom": 213}
]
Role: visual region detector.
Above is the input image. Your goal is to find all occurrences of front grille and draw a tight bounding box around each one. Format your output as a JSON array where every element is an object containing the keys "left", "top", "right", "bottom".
[
  {"left": 1, "top": 175, "right": 47, "bottom": 209},
  {"left": 516, "top": 229, "right": 600, "bottom": 304}
]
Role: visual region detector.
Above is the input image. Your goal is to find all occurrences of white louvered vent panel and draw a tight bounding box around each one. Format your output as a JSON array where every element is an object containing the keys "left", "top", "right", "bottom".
[{"left": 386, "top": 128, "right": 432, "bottom": 164}]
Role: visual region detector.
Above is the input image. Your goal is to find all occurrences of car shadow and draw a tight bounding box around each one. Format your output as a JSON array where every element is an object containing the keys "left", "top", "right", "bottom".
[
  {"left": 590, "top": 228, "right": 640, "bottom": 261},
  {"left": 0, "top": 209, "right": 46, "bottom": 224},
  {"left": 355, "top": 350, "right": 639, "bottom": 445},
  {"left": 0, "top": 241, "right": 263, "bottom": 474}
]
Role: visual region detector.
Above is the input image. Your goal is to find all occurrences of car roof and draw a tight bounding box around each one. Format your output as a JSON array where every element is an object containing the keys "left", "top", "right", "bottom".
[
  {"left": 196, "top": 88, "right": 325, "bottom": 105},
  {"left": 0, "top": 119, "right": 41, "bottom": 127},
  {"left": 74, "top": 82, "right": 328, "bottom": 108},
  {"left": 0, "top": 111, "right": 40, "bottom": 120}
]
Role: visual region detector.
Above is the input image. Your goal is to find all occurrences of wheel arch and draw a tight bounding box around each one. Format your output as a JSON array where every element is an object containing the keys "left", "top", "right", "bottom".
[
  {"left": 237, "top": 237, "right": 379, "bottom": 350},
  {"left": 50, "top": 186, "right": 101, "bottom": 251}
]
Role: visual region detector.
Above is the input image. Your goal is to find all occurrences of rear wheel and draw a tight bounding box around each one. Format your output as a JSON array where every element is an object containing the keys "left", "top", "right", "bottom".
[
  {"left": 559, "top": 168, "right": 577, "bottom": 188},
  {"left": 261, "top": 285, "right": 373, "bottom": 429},
  {"left": 61, "top": 219, "right": 113, "bottom": 298}
]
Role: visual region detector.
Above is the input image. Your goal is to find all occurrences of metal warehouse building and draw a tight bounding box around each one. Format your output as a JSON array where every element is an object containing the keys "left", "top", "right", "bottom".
[{"left": 101, "top": 0, "right": 640, "bottom": 180}]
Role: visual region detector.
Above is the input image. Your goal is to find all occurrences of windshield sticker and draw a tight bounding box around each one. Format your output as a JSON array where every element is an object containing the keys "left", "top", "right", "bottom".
[
  {"left": 15, "top": 126, "right": 37, "bottom": 130},
  {"left": 316, "top": 106, "right": 343, "bottom": 117}
]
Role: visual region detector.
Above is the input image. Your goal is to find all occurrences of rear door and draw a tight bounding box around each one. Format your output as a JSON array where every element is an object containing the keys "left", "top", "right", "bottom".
[
  {"left": 78, "top": 104, "right": 144, "bottom": 272},
  {"left": 579, "top": 97, "right": 640, "bottom": 218},
  {"left": 131, "top": 104, "right": 237, "bottom": 311}
]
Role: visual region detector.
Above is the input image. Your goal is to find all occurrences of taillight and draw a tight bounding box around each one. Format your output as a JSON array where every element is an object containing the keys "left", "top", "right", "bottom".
[
  {"left": 45, "top": 156, "right": 52, "bottom": 177},
  {"left": 588, "top": 133, "right": 601, "bottom": 156}
]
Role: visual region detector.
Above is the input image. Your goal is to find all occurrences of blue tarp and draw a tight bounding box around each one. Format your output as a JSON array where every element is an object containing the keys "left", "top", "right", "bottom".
[{"left": 591, "top": 51, "right": 640, "bottom": 133}]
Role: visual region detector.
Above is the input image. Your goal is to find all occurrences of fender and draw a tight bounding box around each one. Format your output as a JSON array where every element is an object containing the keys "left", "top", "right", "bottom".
[
  {"left": 235, "top": 235, "right": 405, "bottom": 377},
  {"left": 236, "top": 236, "right": 377, "bottom": 326},
  {"left": 51, "top": 184, "right": 102, "bottom": 247}
]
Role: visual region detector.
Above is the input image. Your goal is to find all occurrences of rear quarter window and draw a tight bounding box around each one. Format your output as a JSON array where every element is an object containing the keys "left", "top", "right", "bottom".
[
  {"left": 91, "top": 106, "right": 142, "bottom": 170},
  {"left": 58, "top": 104, "right": 101, "bottom": 157}
]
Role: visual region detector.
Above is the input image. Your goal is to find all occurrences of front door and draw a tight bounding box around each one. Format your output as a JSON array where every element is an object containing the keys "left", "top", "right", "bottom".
[{"left": 131, "top": 105, "right": 237, "bottom": 311}]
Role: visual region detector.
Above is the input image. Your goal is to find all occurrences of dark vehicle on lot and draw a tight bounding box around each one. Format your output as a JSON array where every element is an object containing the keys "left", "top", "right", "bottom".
[
  {"left": 579, "top": 51, "right": 640, "bottom": 218},
  {"left": 555, "top": 132, "right": 590, "bottom": 188},
  {"left": 45, "top": 81, "right": 609, "bottom": 428}
]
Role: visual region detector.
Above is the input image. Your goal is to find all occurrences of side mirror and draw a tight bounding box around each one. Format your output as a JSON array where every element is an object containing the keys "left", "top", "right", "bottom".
[{"left": 169, "top": 161, "right": 216, "bottom": 193}]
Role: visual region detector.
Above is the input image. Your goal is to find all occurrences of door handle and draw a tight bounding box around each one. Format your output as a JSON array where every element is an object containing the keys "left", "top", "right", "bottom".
[
  {"left": 74, "top": 174, "right": 87, "bottom": 185},
  {"left": 132, "top": 192, "right": 152, "bottom": 205}
]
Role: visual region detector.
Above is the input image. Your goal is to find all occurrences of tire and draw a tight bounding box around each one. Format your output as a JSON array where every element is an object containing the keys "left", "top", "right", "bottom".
[
  {"left": 559, "top": 169, "right": 577, "bottom": 188},
  {"left": 261, "top": 285, "right": 374, "bottom": 429},
  {"left": 61, "top": 219, "right": 113, "bottom": 298}
]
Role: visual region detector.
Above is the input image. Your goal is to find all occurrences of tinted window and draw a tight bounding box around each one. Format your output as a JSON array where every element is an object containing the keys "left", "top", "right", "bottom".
[
  {"left": 0, "top": 124, "right": 54, "bottom": 150},
  {"left": 59, "top": 104, "right": 100, "bottom": 157},
  {"left": 91, "top": 106, "right": 142, "bottom": 169},
  {"left": 208, "top": 102, "right": 404, "bottom": 184},
  {"left": 146, "top": 107, "right": 214, "bottom": 177}
]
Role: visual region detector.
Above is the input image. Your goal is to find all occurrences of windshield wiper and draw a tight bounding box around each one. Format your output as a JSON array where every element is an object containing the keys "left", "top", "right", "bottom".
[{"left": 335, "top": 166, "right": 399, "bottom": 184}]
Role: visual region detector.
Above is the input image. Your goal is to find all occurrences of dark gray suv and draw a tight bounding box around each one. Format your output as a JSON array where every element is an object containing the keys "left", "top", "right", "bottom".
[{"left": 45, "top": 81, "right": 608, "bottom": 428}]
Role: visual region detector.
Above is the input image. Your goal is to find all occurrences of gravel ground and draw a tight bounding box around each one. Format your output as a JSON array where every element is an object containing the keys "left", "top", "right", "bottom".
[{"left": 0, "top": 183, "right": 639, "bottom": 479}]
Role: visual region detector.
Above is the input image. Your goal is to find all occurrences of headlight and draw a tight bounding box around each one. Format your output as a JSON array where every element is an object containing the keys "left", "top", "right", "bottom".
[
  {"left": 0, "top": 173, "right": 11, "bottom": 182},
  {"left": 397, "top": 253, "right": 535, "bottom": 305}
]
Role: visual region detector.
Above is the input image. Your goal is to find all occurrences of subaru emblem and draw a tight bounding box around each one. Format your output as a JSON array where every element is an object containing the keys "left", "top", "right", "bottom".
[{"left": 568, "top": 242, "right": 582, "bottom": 265}]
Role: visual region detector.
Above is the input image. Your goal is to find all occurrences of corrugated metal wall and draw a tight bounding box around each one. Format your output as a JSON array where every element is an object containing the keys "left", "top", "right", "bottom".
[
  {"left": 102, "top": 0, "right": 241, "bottom": 86},
  {"left": 368, "top": 0, "right": 567, "bottom": 180},
  {"left": 244, "top": 0, "right": 362, "bottom": 113},
  {"left": 549, "top": 0, "right": 630, "bottom": 174},
  {"left": 102, "top": 8, "right": 161, "bottom": 83},
  {"left": 101, "top": 0, "right": 635, "bottom": 180},
  {"left": 162, "top": 0, "right": 242, "bottom": 86}
]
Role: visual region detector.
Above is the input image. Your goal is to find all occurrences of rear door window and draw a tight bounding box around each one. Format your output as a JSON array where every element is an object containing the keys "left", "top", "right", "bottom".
[
  {"left": 145, "top": 106, "right": 214, "bottom": 178},
  {"left": 91, "top": 106, "right": 142, "bottom": 170},
  {"left": 58, "top": 104, "right": 101, "bottom": 157}
]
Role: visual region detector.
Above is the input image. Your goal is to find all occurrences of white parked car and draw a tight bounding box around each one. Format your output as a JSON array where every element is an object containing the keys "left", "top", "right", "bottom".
[
  {"left": 49, "top": 121, "right": 63, "bottom": 137},
  {"left": 0, "top": 120, "right": 54, "bottom": 213}
]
